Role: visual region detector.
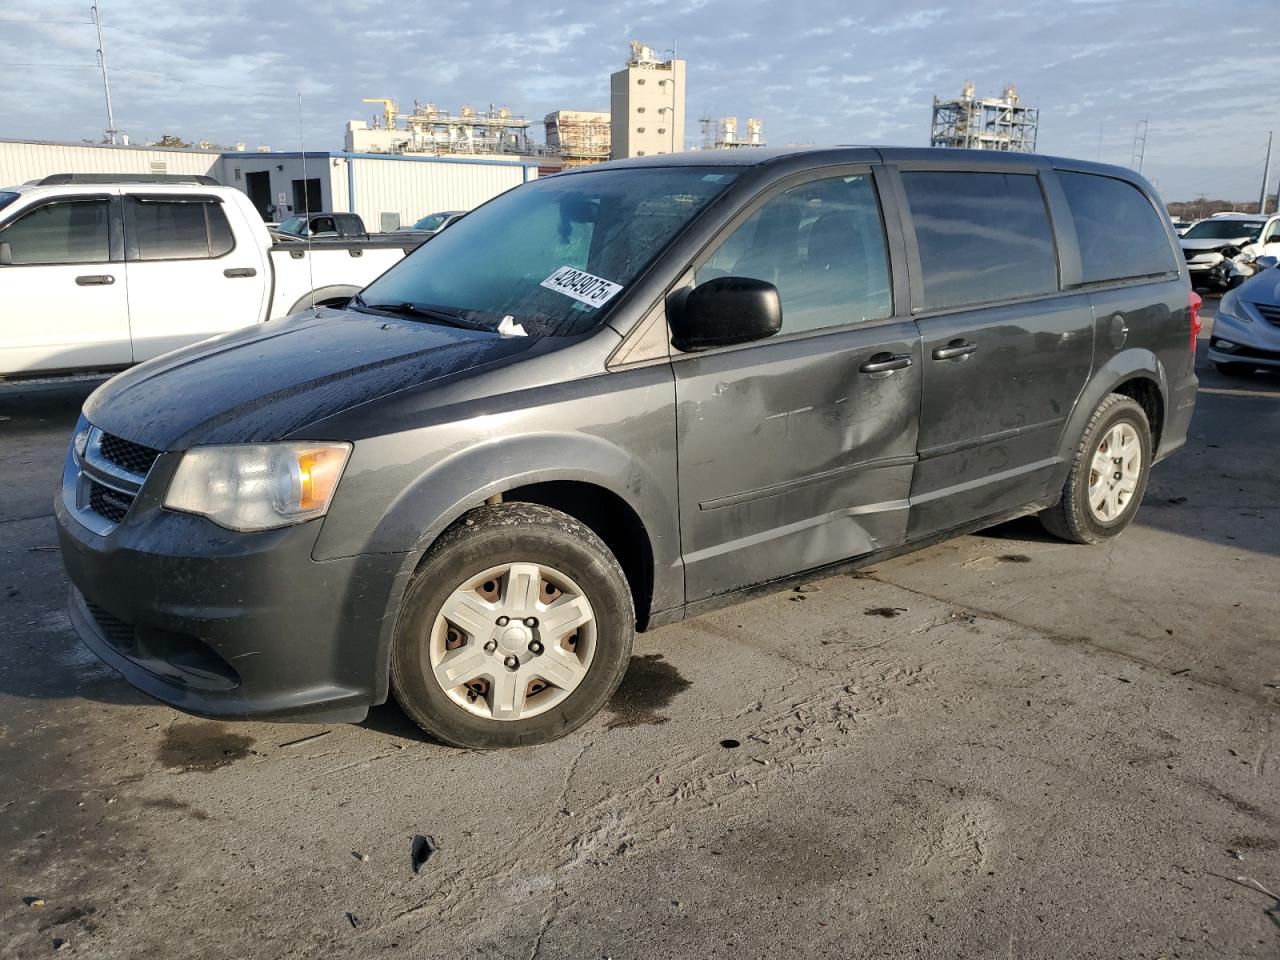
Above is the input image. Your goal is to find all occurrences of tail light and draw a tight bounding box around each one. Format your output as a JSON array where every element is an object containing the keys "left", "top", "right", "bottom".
[{"left": 1189, "top": 290, "right": 1203, "bottom": 351}]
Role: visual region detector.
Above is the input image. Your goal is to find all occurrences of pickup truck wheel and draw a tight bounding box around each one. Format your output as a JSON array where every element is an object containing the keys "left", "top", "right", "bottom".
[
  {"left": 1039, "top": 393, "right": 1152, "bottom": 545},
  {"left": 390, "top": 504, "right": 634, "bottom": 748}
]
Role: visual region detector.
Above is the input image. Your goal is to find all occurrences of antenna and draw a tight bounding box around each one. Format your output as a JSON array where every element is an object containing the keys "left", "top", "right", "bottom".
[
  {"left": 298, "top": 93, "right": 317, "bottom": 312},
  {"left": 1130, "top": 117, "right": 1148, "bottom": 173},
  {"left": 90, "top": 2, "right": 119, "bottom": 144}
]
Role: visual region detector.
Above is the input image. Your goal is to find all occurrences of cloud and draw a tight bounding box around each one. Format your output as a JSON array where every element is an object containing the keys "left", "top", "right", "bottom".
[{"left": 0, "top": 0, "right": 1267, "bottom": 198}]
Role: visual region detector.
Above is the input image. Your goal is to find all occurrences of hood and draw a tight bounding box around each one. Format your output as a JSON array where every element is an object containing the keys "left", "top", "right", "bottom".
[
  {"left": 83, "top": 308, "right": 540, "bottom": 449},
  {"left": 1239, "top": 266, "right": 1280, "bottom": 306},
  {"left": 1181, "top": 237, "right": 1250, "bottom": 252}
]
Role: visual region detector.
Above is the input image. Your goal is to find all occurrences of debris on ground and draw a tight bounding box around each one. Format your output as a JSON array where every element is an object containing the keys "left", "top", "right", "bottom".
[
  {"left": 1230, "top": 849, "right": 1245, "bottom": 861},
  {"left": 794, "top": 584, "right": 821, "bottom": 593},
  {"left": 352, "top": 851, "right": 369, "bottom": 863},
  {"left": 864, "top": 607, "right": 907, "bottom": 618},
  {"left": 52, "top": 939, "right": 69, "bottom": 951},
  {"left": 410, "top": 834, "right": 438, "bottom": 874},
  {"left": 24, "top": 897, "right": 45, "bottom": 908},
  {"left": 1168, "top": 496, "right": 1189, "bottom": 505},
  {"left": 346, "top": 912, "right": 360, "bottom": 929},
  {"left": 719, "top": 739, "right": 740, "bottom": 749},
  {"left": 278, "top": 731, "right": 331, "bottom": 749}
]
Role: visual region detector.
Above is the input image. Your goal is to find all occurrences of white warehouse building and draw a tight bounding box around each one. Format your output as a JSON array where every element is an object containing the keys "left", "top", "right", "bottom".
[{"left": 0, "top": 139, "right": 536, "bottom": 230}]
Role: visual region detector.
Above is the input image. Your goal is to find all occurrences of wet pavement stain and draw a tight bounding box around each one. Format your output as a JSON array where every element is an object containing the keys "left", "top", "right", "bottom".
[
  {"left": 864, "top": 607, "right": 908, "bottom": 618},
  {"left": 605, "top": 653, "right": 693, "bottom": 728},
  {"left": 157, "top": 722, "right": 254, "bottom": 773}
]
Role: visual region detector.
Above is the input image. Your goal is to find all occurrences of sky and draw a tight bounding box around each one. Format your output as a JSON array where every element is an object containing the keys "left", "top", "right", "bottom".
[{"left": 0, "top": 0, "right": 1274, "bottom": 201}]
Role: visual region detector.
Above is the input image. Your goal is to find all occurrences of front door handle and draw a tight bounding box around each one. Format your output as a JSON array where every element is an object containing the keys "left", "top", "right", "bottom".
[
  {"left": 223, "top": 267, "right": 257, "bottom": 278},
  {"left": 859, "top": 352, "right": 914, "bottom": 375},
  {"left": 75, "top": 274, "right": 115, "bottom": 286},
  {"left": 932, "top": 340, "right": 978, "bottom": 361}
]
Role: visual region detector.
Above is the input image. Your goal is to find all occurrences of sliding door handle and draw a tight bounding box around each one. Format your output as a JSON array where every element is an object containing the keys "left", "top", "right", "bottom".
[
  {"left": 223, "top": 267, "right": 257, "bottom": 278},
  {"left": 859, "top": 353, "right": 913, "bottom": 375},
  {"left": 932, "top": 340, "right": 978, "bottom": 361},
  {"left": 75, "top": 274, "right": 115, "bottom": 286}
]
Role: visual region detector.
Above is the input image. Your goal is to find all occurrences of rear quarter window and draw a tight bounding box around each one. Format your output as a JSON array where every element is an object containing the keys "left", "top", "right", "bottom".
[
  {"left": 1058, "top": 171, "right": 1177, "bottom": 283},
  {"left": 901, "top": 171, "right": 1058, "bottom": 312}
]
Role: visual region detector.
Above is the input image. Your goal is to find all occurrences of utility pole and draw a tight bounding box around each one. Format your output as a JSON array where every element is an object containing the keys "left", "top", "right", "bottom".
[
  {"left": 1130, "top": 117, "right": 1148, "bottom": 173},
  {"left": 91, "top": 2, "right": 119, "bottom": 145},
  {"left": 1260, "top": 131, "right": 1274, "bottom": 215}
]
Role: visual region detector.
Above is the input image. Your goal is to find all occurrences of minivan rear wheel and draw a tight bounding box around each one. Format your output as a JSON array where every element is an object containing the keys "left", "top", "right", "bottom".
[
  {"left": 1039, "top": 393, "right": 1152, "bottom": 544},
  {"left": 390, "top": 503, "right": 634, "bottom": 748}
]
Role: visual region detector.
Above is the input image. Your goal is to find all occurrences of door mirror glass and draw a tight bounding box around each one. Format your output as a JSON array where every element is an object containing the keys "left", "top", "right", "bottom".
[
  {"left": 669, "top": 276, "right": 781, "bottom": 352},
  {"left": 0, "top": 241, "right": 11, "bottom": 266}
]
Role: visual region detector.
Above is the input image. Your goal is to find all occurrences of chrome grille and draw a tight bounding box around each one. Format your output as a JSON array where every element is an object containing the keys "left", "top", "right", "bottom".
[
  {"left": 98, "top": 433, "right": 161, "bottom": 476},
  {"left": 89, "top": 482, "right": 132, "bottom": 523}
]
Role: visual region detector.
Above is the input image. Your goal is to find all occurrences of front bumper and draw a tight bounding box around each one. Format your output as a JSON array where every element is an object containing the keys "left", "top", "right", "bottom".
[
  {"left": 1207, "top": 304, "right": 1280, "bottom": 369},
  {"left": 56, "top": 444, "right": 407, "bottom": 722}
]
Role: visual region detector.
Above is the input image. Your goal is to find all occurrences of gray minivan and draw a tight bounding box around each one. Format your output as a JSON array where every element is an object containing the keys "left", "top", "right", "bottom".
[{"left": 56, "top": 147, "right": 1200, "bottom": 748}]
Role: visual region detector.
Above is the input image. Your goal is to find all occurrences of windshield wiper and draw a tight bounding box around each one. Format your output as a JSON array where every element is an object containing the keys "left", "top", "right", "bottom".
[{"left": 349, "top": 295, "right": 489, "bottom": 332}]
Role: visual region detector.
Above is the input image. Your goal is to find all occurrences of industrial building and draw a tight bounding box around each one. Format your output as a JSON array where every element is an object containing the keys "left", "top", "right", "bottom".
[
  {"left": 0, "top": 138, "right": 223, "bottom": 186},
  {"left": 345, "top": 98, "right": 542, "bottom": 159},
  {"left": 930, "top": 81, "right": 1038, "bottom": 153},
  {"left": 610, "top": 41, "right": 686, "bottom": 159},
  {"left": 544, "top": 110, "right": 611, "bottom": 168},
  {"left": 699, "top": 116, "right": 766, "bottom": 150},
  {"left": 0, "top": 138, "right": 535, "bottom": 232}
]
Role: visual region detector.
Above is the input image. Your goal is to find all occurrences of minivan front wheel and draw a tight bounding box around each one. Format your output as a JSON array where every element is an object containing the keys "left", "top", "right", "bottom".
[
  {"left": 1040, "top": 393, "right": 1152, "bottom": 544},
  {"left": 390, "top": 503, "right": 634, "bottom": 748}
]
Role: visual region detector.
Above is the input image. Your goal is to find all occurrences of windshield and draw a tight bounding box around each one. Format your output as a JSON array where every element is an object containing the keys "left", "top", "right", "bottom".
[
  {"left": 412, "top": 213, "right": 450, "bottom": 231},
  {"left": 359, "top": 166, "right": 738, "bottom": 337},
  {"left": 1183, "top": 219, "right": 1264, "bottom": 241},
  {"left": 278, "top": 216, "right": 306, "bottom": 235}
]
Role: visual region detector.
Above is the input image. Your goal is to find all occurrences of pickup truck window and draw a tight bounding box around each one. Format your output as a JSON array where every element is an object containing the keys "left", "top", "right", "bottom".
[
  {"left": 902, "top": 171, "right": 1058, "bottom": 311},
  {"left": 0, "top": 191, "right": 18, "bottom": 214},
  {"left": 359, "top": 167, "right": 738, "bottom": 337},
  {"left": 128, "top": 198, "right": 234, "bottom": 260},
  {"left": 0, "top": 198, "right": 110, "bottom": 265},
  {"left": 695, "top": 174, "right": 892, "bottom": 333}
]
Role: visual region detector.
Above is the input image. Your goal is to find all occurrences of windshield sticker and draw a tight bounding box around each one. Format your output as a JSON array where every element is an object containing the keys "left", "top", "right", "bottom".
[{"left": 540, "top": 265, "right": 623, "bottom": 308}]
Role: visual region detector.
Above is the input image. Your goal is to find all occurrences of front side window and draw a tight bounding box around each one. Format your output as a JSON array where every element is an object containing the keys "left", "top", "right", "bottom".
[
  {"left": 902, "top": 171, "right": 1058, "bottom": 311},
  {"left": 128, "top": 198, "right": 234, "bottom": 260},
  {"left": 0, "top": 198, "right": 109, "bottom": 265},
  {"left": 359, "top": 167, "right": 738, "bottom": 337},
  {"left": 413, "top": 213, "right": 449, "bottom": 231},
  {"left": 695, "top": 174, "right": 892, "bottom": 334},
  {"left": 1058, "top": 171, "right": 1178, "bottom": 283}
]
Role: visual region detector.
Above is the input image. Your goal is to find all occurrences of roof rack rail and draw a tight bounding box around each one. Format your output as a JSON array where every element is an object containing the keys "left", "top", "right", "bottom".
[{"left": 36, "top": 173, "right": 219, "bottom": 186}]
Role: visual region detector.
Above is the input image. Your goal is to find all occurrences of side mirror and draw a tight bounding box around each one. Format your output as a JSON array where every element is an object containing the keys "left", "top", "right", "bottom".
[
  {"left": 669, "top": 276, "right": 782, "bottom": 352},
  {"left": 1256, "top": 255, "right": 1279, "bottom": 271},
  {"left": 0, "top": 241, "right": 12, "bottom": 266}
]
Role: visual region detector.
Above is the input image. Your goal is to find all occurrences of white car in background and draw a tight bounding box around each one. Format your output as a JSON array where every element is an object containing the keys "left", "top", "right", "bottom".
[
  {"left": 0, "top": 174, "right": 421, "bottom": 379},
  {"left": 1179, "top": 213, "right": 1280, "bottom": 290}
]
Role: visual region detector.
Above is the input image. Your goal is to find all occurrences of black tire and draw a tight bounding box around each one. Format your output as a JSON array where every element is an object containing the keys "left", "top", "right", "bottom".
[
  {"left": 1039, "top": 393, "right": 1152, "bottom": 545},
  {"left": 390, "top": 503, "right": 634, "bottom": 748},
  {"left": 1214, "top": 361, "right": 1255, "bottom": 378}
]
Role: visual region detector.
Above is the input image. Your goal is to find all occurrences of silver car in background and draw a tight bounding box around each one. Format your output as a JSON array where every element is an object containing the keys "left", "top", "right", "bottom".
[{"left": 1208, "top": 256, "right": 1280, "bottom": 376}]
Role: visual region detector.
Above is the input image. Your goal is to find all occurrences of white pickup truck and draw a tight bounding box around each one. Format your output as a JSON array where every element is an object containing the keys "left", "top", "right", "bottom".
[{"left": 0, "top": 174, "right": 421, "bottom": 379}]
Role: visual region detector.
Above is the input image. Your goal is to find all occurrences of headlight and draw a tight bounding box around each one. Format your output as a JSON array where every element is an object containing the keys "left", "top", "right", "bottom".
[
  {"left": 1218, "top": 290, "right": 1249, "bottom": 323},
  {"left": 164, "top": 442, "right": 351, "bottom": 531},
  {"left": 72, "top": 421, "right": 91, "bottom": 459}
]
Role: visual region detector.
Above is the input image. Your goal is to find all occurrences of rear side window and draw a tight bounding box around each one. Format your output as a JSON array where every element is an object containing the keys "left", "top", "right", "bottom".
[
  {"left": 1058, "top": 172, "right": 1178, "bottom": 283},
  {"left": 128, "top": 198, "right": 235, "bottom": 260},
  {"left": 902, "top": 171, "right": 1058, "bottom": 311},
  {"left": 0, "top": 198, "right": 110, "bottom": 264}
]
